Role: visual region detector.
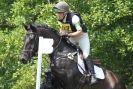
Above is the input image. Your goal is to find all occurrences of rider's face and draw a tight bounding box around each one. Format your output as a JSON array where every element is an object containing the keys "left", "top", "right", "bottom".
[{"left": 56, "top": 12, "right": 65, "bottom": 21}]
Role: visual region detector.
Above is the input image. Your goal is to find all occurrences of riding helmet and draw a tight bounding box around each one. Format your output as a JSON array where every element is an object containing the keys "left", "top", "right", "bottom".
[{"left": 53, "top": 2, "right": 70, "bottom": 13}]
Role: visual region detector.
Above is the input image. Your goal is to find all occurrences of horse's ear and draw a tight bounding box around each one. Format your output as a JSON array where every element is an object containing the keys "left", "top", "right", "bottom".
[
  {"left": 23, "top": 23, "right": 30, "bottom": 31},
  {"left": 30, "top": 24, "right": 37, "bottom": 32}
]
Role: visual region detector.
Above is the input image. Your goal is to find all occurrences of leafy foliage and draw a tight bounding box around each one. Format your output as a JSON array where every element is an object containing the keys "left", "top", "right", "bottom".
[{"left": 0, "top": 0, "right": 133, "bottom": 89}]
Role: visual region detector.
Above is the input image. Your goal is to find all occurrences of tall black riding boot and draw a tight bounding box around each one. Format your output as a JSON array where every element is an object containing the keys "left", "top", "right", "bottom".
[{"left": 84, "top": 58, "right": 97, "bottom": 85}]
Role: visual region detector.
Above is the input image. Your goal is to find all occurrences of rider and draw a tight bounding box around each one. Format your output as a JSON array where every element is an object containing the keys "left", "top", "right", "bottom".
[{"left": 44, "top": 2, "right": 97, "bottom": 88}]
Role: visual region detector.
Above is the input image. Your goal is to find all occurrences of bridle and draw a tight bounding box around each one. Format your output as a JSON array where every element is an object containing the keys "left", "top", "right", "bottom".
[
  {"left": 53, "top": 36, "right": 63, "bottom": 51},
  {"left": 22, "top": 30, "right": 63, "bottom": 55},
  {"left": 21, "top": 32, "right": 39, "bottom": 56}
]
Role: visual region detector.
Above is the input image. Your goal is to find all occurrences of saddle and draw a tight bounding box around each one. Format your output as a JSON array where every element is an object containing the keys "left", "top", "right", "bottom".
[{"left": 63, "top": 37, "right": 101, "bottom": 66}]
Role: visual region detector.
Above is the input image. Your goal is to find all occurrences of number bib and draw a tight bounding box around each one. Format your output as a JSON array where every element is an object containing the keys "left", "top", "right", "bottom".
[{"left": 60, "top": 23, "right": 72, "bottom": 33}]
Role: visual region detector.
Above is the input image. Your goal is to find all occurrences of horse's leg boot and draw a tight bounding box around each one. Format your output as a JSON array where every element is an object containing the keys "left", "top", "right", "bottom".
[
  {"left": 43, "top": 71, "right": 52, "bottom": 89},
  {"left": 84, "top": 58, "right": 97, "bottom": 85}
]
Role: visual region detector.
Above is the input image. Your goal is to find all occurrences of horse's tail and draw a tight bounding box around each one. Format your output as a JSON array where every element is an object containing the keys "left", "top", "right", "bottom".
[{"left": 106, "top": 70, "right": 127, "bottom": 89}]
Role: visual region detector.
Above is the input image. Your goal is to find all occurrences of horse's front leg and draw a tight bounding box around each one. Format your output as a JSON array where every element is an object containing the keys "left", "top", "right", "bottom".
[
  {"left": 40, "top": 81, "right": 61, "bottom": 89},
  {"left": 40, "top": 82, "right": 53, "bottom": 89},
  {"left": 63, "top": 74, "right": 79, "bottom": 89},
  {"left": 63, "top": 79, "right": 78, "bottom": 89},
  {"left": 40, "top": 74, "right": 62, "bottom": 89}
]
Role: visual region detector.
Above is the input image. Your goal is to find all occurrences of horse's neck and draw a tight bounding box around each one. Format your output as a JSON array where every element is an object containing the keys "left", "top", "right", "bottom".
[
  {"left": 59, "top": 38, "right": 77, "bottom": 51},
  {"left": 50, "top": 39, "right": 77, "bottom": 63},
  {"left": 62, "top": 38, "right": 77, "bottom": 50}
]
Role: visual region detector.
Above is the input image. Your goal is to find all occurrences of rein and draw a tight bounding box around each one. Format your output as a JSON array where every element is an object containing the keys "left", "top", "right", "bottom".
[{"left": 53, "top": 36, "right": 63, "bottom": 51}]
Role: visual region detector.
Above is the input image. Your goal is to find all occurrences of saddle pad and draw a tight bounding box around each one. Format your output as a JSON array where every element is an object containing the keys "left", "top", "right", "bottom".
[
  {"left": 94, "top": 65, "right": 105, "bottom": 79},
  {"left": 77, "top": 53, "right": 105, "bottom": 79}
]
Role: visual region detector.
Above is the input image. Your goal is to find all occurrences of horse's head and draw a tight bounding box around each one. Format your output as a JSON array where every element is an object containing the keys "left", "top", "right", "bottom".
[
  {"left": 20, "top": 24, "right": 39, "bottom": 64},
  {"left": 20, "top": 24, "right": 60, "bottom": 64}
]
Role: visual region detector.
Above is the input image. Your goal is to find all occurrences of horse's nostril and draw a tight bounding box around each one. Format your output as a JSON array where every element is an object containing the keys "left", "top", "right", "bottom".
[{"left": 20, "top": 58, "right": 28, "bottom": 64}]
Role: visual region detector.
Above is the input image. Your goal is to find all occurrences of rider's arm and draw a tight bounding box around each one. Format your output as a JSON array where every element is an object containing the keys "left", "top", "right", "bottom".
[{"left": 68, "top": 15, "right": 83, "bottom": 37}]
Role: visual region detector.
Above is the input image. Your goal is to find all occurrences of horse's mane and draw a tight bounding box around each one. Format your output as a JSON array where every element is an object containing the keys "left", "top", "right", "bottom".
[
  {"left": 31, "top": 23, "right": 53, "bottom": 31},
  {"left": 31, "top": 23, "right": 78, "bottom": 50}
]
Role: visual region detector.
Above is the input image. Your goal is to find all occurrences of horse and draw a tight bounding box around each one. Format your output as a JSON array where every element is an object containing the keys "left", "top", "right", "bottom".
[{"left": 20, "top": 23, "right": 127, "bottom": 89}]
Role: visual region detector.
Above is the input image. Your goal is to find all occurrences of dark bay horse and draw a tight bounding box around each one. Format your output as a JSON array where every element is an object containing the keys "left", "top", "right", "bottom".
[{"left": 20, "top": 24, "right": 126, "bottom": 89}]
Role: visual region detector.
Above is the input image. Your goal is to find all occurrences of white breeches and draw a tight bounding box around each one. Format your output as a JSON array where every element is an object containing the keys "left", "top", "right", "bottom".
[{"left": 68, "top": 33, "right": 90, "bottom": 59}]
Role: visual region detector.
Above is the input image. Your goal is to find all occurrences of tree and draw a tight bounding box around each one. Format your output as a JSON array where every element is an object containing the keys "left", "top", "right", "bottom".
[{"left": 0, "top": 0, "right": 132, "bottom": 88}]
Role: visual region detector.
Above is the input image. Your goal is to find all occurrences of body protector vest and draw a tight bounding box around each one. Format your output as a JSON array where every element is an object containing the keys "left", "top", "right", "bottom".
[{"left": 59, "top": 12, "right": 87, "bottom": 33}]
